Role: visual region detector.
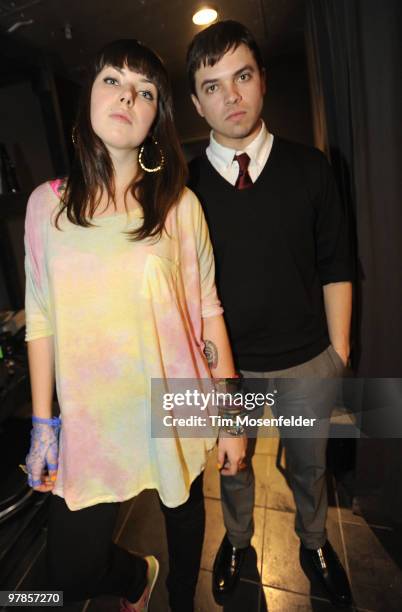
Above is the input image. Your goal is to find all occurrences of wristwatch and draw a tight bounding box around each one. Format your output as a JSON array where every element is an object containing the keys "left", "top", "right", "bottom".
[{"left": 223, "top": 423, "right": 246, "bottom": 437}]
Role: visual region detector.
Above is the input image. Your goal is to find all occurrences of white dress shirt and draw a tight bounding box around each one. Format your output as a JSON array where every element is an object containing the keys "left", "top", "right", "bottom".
[{"left": 206, "top": 121, "right": 274, "bottom": 185}]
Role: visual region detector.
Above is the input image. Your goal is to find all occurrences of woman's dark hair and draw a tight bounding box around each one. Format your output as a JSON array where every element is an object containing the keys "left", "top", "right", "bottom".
[
  {"left": 57, "top": 39, "right": 187, "bottom": 240},
  {"left": 186, "top": 20, "right": 265, "bottom": 96}
]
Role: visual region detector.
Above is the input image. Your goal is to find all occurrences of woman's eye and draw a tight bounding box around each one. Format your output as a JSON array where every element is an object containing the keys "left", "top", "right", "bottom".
[
  {"left": 206, "top": 84, "right": 217, "bottom": 94},
  {"left": 103, "top": 76, "right": 119, "bottom": 85},
  {"left": 140, "top": 90, "right": 154, "bottom": 101},
  {"left": 238, "top": 72, "right": 251, "bottom": 82}
]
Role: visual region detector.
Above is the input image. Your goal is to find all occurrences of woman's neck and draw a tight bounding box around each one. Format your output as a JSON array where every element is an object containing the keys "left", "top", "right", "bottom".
[
  {"left": 91, "top": 149, "right": 142, "bottom": 218},
  {"left": 110, "top": 148, "right": 139, "bottom": 193}
]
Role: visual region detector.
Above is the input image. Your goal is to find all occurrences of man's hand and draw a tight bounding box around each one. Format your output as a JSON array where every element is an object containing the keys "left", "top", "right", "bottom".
[
  {"left": 323, "top": 282, "right": 352, "bottom": 368},
  {"left": 217, "top": 435, "right": 247, "bottom": 476}
]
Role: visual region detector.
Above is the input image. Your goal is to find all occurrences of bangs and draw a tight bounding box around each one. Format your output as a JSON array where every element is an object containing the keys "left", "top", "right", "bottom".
[
  {"left": 94, "top": 39, "right": 168, "bottom": 94},
  {"left": 201, "top": 41, "right": 241, "bottom": 69}
]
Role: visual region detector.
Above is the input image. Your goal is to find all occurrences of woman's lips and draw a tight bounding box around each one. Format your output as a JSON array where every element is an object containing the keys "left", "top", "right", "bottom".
[{"left": 109, "top": 113, "right": 132, "bottom": 124}]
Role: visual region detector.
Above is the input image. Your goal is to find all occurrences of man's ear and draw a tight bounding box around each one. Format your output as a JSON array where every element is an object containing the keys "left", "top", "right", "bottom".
[{"left": 191, "top": 93, "right": 205, "bottom": 118}]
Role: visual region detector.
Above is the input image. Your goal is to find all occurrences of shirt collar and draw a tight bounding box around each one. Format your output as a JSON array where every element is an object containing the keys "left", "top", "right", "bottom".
[{"left": 209, "top": 120, "right": 271, "bottom": 168}]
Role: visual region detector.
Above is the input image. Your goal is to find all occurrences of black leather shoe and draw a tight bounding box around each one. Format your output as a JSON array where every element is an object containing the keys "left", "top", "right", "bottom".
[
  {"left": 300, "top": 540, "right": 352, "bottom": 608},
  {"left": 212, "top": 534, "right": 248, "bottom": 601}
]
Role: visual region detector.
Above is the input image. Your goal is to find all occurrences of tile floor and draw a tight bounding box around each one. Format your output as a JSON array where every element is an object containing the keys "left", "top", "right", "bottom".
[{"left": 12, "top": 435, "right": 402, "bottom": 612}]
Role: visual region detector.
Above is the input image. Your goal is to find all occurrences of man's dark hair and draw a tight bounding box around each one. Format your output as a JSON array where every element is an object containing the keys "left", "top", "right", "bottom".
[{"left": 186, "top": 20, "right": 265, "bottom": 95}]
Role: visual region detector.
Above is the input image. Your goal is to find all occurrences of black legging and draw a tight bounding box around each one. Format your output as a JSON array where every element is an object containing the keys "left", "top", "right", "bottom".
[
  {"left": 46, "top": 473, "right": 204, "bottom": 610},
  {"left": 159, "top": 472, "right": 205, "bottom": 612}
]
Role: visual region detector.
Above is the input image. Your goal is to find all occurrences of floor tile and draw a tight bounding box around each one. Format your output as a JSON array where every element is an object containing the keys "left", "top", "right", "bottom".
[
  {"left": 203, "top": 446, "right": 220, "bottom": 500},
  {"left": 335, "top": 476, "right": 391, "bottom": 530},
  {"left": 326, "top": 506, "right": 347, "bottom": 568},
  {"left": 340, "top": 493, "right": 394, "bottom": 531},
  {"left": 255, "top": 434, "right": 280, "bottom": 456},
  {"left": 263, "top": 586, "right": 336, "bottom": 611},
  {"left": 201, "top": 498, "right": 264, "bottom": 581},
  {"left": 195, "top": 570, "right": 260, "bottom": 611},
  {"left": 262, "top": 508, "right": 346, "bottom": 601},
  {"left": 253, "top": 453, "right": 269, "bottom": 507},
  {"left": 343, "top": 522, "right": 402, "bottom": 612},
  {"left": 262, "top": 508, "right": 309, "bottom": 594},
  {"left": 335, "top": 467, "right": 400, "bottom": 532},
  {"left": 339, "top": 506, "right": 372, "bottom": 529}
]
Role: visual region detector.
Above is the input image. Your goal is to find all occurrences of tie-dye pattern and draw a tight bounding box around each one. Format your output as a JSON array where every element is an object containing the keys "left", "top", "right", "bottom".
[{"left": 24, "top": 180, "right": 223, "bottom": 510}]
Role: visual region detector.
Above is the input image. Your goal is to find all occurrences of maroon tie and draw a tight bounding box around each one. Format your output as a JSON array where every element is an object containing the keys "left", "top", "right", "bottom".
[{"left": 234, "top": 153, "right": 253, "bottom": 190}]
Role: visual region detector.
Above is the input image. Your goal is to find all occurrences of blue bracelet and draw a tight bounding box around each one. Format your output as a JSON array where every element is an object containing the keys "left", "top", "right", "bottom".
[{"left": 32, "top": 415, "right": 61, "bottom": 427}]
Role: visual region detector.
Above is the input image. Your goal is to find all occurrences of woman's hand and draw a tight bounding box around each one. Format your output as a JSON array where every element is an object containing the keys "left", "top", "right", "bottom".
[
  {"left": 25, "top": 416, "right": 61, "bottom": 493},
  {"left": 217, "top": 434, "right": 247, "bottom": 476}
]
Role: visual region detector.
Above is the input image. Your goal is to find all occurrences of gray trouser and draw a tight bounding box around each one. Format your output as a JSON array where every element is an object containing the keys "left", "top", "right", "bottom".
[{"left": 221, "top": 345, "right": 345, "bottom": 550}]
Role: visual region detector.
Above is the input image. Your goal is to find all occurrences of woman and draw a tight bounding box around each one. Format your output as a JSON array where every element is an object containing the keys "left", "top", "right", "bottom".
[{"left": 24, "top": 39, "right": 246, "bottom": 612}]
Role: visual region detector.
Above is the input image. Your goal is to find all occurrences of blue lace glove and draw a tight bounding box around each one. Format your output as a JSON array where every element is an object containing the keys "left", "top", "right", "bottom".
[{"left": 25, "top": 416, "right": 61, "bottom": 487}]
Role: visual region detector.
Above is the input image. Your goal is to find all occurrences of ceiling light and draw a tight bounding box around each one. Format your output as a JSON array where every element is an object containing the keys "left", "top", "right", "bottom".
[{"left": 192, "top": 8, "right": 218, "bottom": 26}]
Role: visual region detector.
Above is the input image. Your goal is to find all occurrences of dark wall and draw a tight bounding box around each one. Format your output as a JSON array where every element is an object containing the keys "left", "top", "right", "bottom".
[
  {"left": 264, "top": 53, "right": 313, "bottom": 146},
  {"left": 306, "top": 0, "right": 402, "bottom": 377},
  {"left": 0, "top": 81, "right": 54, "bottom": 192},
  {"left": 0, "top": 204, "right": 26, "bottom": 310},
  {"left": 0, "top": 265, "right": 10, "bottom": 311},
  {"left": 0, "top": 80, "right": 55, "bottom": 311}
]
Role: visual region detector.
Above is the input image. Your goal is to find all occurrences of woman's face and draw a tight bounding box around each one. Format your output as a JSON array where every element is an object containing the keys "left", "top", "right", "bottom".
[{"left": 90, "top": 64, "right": 158, "bottom": 155}]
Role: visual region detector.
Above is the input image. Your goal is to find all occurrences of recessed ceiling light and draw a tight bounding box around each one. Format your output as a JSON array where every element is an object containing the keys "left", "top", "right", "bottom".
[{"left": 192, "top": 7, "right": 218, "bottom": 26}]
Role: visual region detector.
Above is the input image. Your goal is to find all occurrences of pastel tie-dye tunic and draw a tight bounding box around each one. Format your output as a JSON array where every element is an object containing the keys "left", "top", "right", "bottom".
[{"left": 25, "top": 180, "right": 223, "bottom": 510}]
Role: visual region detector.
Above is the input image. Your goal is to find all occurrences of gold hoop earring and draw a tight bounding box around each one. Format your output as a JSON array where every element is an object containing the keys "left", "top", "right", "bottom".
[{"left": 138, "top": 139, "right": 165, "bottom": 173}]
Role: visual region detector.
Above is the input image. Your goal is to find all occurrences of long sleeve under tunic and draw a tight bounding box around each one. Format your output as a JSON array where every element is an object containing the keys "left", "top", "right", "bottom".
[{"left": 25, "top": 179, "right": 222, "bottom": 510}]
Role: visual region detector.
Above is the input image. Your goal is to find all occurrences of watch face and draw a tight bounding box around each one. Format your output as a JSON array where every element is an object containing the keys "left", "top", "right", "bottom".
[{"left": 224, "top": 424, "right": 245, "bottom": 437}]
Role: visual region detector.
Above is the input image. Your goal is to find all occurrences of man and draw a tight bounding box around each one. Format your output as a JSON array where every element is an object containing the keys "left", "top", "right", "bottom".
[{"left": 186, "top": 20, "right": 353, "bottom": 607}]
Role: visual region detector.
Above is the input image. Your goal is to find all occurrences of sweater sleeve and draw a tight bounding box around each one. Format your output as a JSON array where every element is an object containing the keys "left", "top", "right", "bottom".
[
  {"left": 24, "top": 184, "right": 53, "bottom": 341},
  {"left": 177, "top": 188, "right": 223, "bottom": 319},
  {"left": 314, "top": 152, "right": 354, "bottom": 285}
]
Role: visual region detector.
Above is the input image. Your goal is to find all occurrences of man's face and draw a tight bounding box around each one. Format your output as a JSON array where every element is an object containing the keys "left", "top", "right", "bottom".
[{"left": 192, "top": 44, "right": 265, "bottom": 149}]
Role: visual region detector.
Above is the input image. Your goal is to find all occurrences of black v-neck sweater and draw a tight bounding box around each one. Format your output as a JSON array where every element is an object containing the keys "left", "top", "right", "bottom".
[{"left": 189, "top": 137, "right": 353, "bottom": 371}]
